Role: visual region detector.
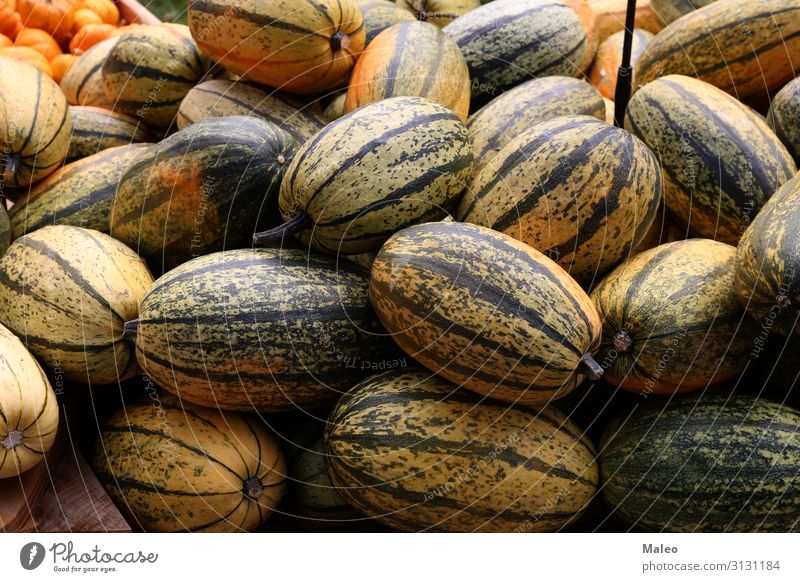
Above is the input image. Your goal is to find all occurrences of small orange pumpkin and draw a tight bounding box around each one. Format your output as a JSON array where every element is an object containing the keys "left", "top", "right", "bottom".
[
  {"left": 0, "top": 45, "right": 53, "bottom": 75},
  {"left": 49, "top": 51, "right": 76, "bottom": 82},
  {"left": 73, "top": 0, "right": 118, "bottom": 25},
  {"left": 14, "top": 27, "right": 62, "bottom": 60},
  {"left": 71, "top": 7, "right": 103, "bottom": 30},
  {"left": 0, "top": 32, "right": 12, "bottom": 47},
  {"left": 16, "top": 0, "right": 66, "bottom": 35},
  {"left": 69, "top": 22, "right": 114, "bottom": 54},
  {"left": 0, "top": 0, "right": 22, "bottom": 40}
]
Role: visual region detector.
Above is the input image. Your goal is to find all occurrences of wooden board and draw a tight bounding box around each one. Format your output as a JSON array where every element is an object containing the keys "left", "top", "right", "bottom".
[{"left": 116, "top": 0, "right": 161, "bottom": 25}]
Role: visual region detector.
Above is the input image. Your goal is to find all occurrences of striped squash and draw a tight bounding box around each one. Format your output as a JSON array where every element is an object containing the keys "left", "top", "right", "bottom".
[
  {"left": 0, "top": 323, "right": 59, "bottom": 479},
  {"left": 132, "top": 248, "right": 394, "bottom": 412},
  {"left": 467, "top": 77, "right": 605, "bottom": 175},
  {"left": 591, "top": 239, "right": 752, "bottom": 394},
  {"left": 370, "top": 222, "right": 603, "bottom": 404},
  {"left": 396, "top": 0, "right": 480, "bottom": 28},
  {"left": 93, "top": 394, "right": 286, "bottom": 533},
  {"left": 625, "top": 75, "right": 797, "bottom": 244},
  {"left": 345, "top": 21, "right": 470, "bottom": 122},
  {"left": 0, "top": 57, "right": 71, "bottom": 187},
  {"left": 66, "top": 106, "right": 152, "bottom": 163},
  {"left": 590, "top": 28, "right": 654, "bottom": 99},
  {"left": 102, "top": 25, "right": 208, "bottom": 128},
  {"left": 257, "top": 96, "right": 473, "bottom": 255},
  {"left": 636, "top": 0, "right": 800, "bottom": 107},
  {"left": 111, "top": 116, "right": 297, "bottom": 272},
  {"left": 600, "top": 394, "right": 800, "bottom": 532},
  {"left": 60, "top": 37, "right": 117, "bottom": 108},
  {"left": 360, "top": 0, "right": 416, "bottom": 46},
  {"left": 0, "top": 225, "right": 153, "bottom": 385},
  {"left": 458, "top": 116, "right": 662, "bottom": 286},
  {"left": 651, "top": 0, "right": 718, "bottom": 24},
  {"left": 443, "top": 0, "right": 588, "bottom": 101},
  {"left": 188, "top": 0, "right": 365, "bottom": 94},
  {"left": 0, "top": 206, "right": 8, "bottom": 256},
  {"left": 177, "top": 80, "right": 326, "bottom": 144},
  {"left": 323, "top": 92, "right": 347, "bottom": 122},
  {"left": 735, "top": 172, "right": 800, "bottom": 338},
  {"left": 768, "top": 78, "right": 800, "bottom": 164},
  {"left": 8, "top": 144, "right": 151, "bottom": 240},
  {"left": 327, "top": 368, "right": 599, "bottom": 532}
]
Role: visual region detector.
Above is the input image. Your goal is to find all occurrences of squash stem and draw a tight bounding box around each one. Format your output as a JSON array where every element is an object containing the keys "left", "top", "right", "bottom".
[
  {"left": 123, "top": 319, "right": 139, "bottom": 344},
  {"left": 243, "top": 477, "right": 264, "bottom": 500},
  {"left": 330, "top": 31, "right": 351, "bottom": 52},
  {"left": 2, "top": 430, "right": 23, "bottom": 450},
  {"left": 578, "top": 353, "right": 604, "bottom": 381},
  {"left": 252, "top": 213, "right": 311, "bottom": 247},
  {"left": 612, "top": 330, "right": 633, "bottom": 353}
]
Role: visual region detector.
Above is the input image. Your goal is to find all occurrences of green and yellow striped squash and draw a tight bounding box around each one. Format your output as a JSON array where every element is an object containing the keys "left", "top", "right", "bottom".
[
  {"left": 66, "top": 106, "right": 152, "bottom": 163},
  {"left": 102, "top": 25, "right": 208, "bottom": 128},
  {"left": 735, "top": 172, "right": 800, "bottom": 338},
  {"left": 0, "top": 323, "right": 59, "bottom": 479},
  {"left": 443, "top": 0, "right": 588, "bottom": 101},
  {"left": 360, "top": 0, "right": 416, "bottom": 46},
  {"left": 590, "top": 28, "right": 654, "bottom": 100},
  {"left": 768, "top": 78, "right": 800, "bottom": 164},
  {"left": 323, "top": 93, "right": 347, "bottom": 122},
  {"left": 370, "top": 221, "right": 603, "bottom": 404},
  {"left": 600, "top": 394, "right": 800, "bottom": 532},
  {"left": 9, "top": 144, "right": 151, "bottom": 240},
  {"left": 0, "top": 207, "right": 9, "bottom": 256},
  {"left": 396, "top": 0, "right": 480, "bottom": 28},
  {"left": 132, "top": 247, "right": 395, "bottom": 412},
  {"left": 60, "top": 37, "right": 117, "bottom": 108},
  {"left": 467, "top": 76, "right": 605, "bottom": 175},
  {"left": 111, "top": 116, "right": 297, "bottom": 272},
  {"left": 188, "top": 0, "right": 365, "bottom": 94},
  {"left": 0, "top": 58, "right": 71, "bottom": 187},
  {"left": 651, "top": 0, "right": 717, "bottom": 24},
  {"left": 625, "top": 75, "right": 797, "bottom": 245},
  {"left": 271, "top": 96, "right": 473, "bottom": 255},
  {"left": 0, "top": 225, "right": 153, "bottom": 385},
  {"left": 327, "top": 368, "right": 599, "bottom": 532},
  {"left": 93, "top": 393, "right": 286, "bottom": 532},
  {"left": 177, "top": 80, "right": 326, "bottom": 144},
  {"left": 636, "top": 0, "right": 800, "bottom": 108},
  {"left": 345, "top": 21, "right": 470, "bottom": 122},
  {"left": 591, "top": 239, "right": 752, "bottom": 394},
  {"left": 458, "top": 116, "right": 662, "bottom": 287}
]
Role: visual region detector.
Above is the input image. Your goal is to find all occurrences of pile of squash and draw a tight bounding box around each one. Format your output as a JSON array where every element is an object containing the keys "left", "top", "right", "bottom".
[{"left": 1, "top": 0, "right": 800, "bottom": 533}]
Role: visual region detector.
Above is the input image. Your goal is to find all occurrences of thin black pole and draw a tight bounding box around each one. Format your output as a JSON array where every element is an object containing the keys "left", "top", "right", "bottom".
[{"left": 613, "top": 0, "right": 638, "bottom": 128}]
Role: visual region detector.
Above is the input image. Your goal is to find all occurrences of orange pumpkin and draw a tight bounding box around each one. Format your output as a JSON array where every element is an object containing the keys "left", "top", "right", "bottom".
[
  {"left": 0, "top": 45, "right": 53, "bottom": 75},
  {"left": 49, "top": 51, "right": 76, "bottom": 82},
  {"left": 16, "top": 0, "right": 66, "bottom": 34},
  {"left": 69, "top": 22, "right": 114, "bottom": 54},
  {"left": 71, "top": 8, "right": 102, "bottom": 30},
  {"left": 14, "top": 27, "right": 62, "bottom": 60},
  {"left": 73, "top": 0, "right": 118, "bottom": 25},
  {"left": 0, "top": 0, "right": 22, "bottom": 40},
  {"left": 0, "top": 32, "right": 12, "bottom": 47}
]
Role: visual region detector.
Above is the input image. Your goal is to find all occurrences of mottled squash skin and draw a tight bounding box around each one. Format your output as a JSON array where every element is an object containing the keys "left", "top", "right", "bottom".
[
  {"left": 60, "top": 38, "right": 117, "bottom": 108},
  {"left": 65, "top": 107, "right": 152, "bottom": 163},
  {"left": 327, "top": 368, "right": 598, "bottom": 532},
  {"left": 359, "top": 0, "right": 415, "bottom": 46},
  {"left": 600, "top": 394, "right": 800, "bottom": 532},
  {"left": 768, "top": 78, "right": 800, "bottom": 165},
  {"left": 395, "top": 0, "right": 480, "bottom": 28},
  {"left": 591, "top": 239, "right": 754, "bottom": 394}
]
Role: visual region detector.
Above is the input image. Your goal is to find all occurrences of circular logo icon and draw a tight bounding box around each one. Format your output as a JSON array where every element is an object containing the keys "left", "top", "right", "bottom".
[{"left": 20, "top": 542, "right": 46, "bottom": 570}]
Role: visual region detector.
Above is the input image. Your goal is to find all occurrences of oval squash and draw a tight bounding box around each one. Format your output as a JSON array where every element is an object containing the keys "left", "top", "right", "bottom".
[
  {"left": 111, "top": 116, "right": 297, "bottom": 272},
  {"left": 371, "top": 221, "right": 603, "bottom": 404},
  {"left": 467, "top": 76, "right": 605, "bottom": 175},
  {"left": 590, "top": 28, "right": 653, "bottom": 100},
  {"left": 600, "top": 394, "right": 800, "bottom": 532},
  {"left": 93, "top": 393, "right": 286, "bottom": 532},
  {"left": 0, "top": 205, "right": 9, "bottom": 256},
  {"left": 395, "top": 0, "right": 480, "bottom": 28},
  {"left": 0, "top": 225, "right": 153, "bottom": 385},
  {"left": 345, "top": 21, "right": 470, "bottom": 122},
  {"left": 360, "top": 0, "right": 415, "bottom": 46},
  {"left": 735, "top": 172, "right": 800, "bottom": 338},
  {"left": 327, "top": 368, "right": 599, "bottom": 532},
  {"left": 66, "top": 106, "right": 152, "bottom": 162},
  {"left": 132, "top": 247, "right": 395, "bottom": 412},
  {"left": 651, "top": 0, "right": 717, "bottom": 25},
  {"left": 0, "top": 57, "right": 71, "bottom": 187},
  {"left": 188, "top": 0, "right": 365, "bottom": 94},
  {"left": 458, "top": 115, "right": 662, "bottom": 286},
  {"left": 255, "top": 96, "right": 473, "bottom": 255},
  {"left": 177, "top": 79, "right": 326, "bottom": 144},
  {"left": 0, "top": 322, "right": 59, "bottom": 479},
  {"left": 768, "top": 77, "right": 800, "bottom": 164},
  {"left": 102, "top": 25, "right": 208, "bottom": 128},
  {"left": 591, "top": 239, "right": 752, "bottom": 394},
  {"left": 9, "top": 144, "right": 151, "bottom": 239},
  {"left": 625, "top": 75, "right": 797, "bottom": 244},
  {"left": 323, "top": 92, "right": 347, "bottom": 122},
  {"left": 636, "top": 0, "right": 800, "bottom": 108},
  {"left": 59, "top": 36, "right": 116, "bottom": 108},
  {"left": 443, "top": 0, "right": 587, "bottom": 101}
]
